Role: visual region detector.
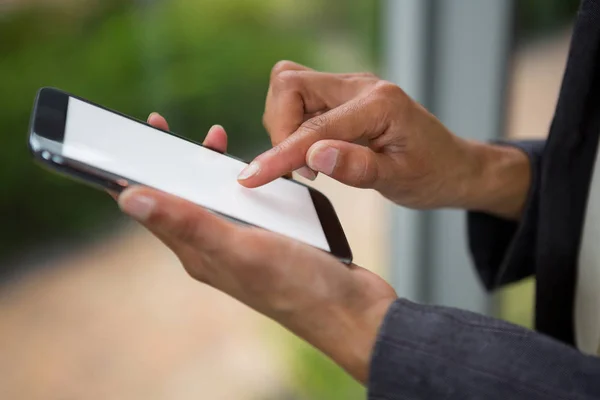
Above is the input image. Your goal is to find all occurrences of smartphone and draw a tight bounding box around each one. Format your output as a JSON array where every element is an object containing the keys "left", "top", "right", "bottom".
[{"left": 28, "top": 88, "right": 352, "bottom": 263}]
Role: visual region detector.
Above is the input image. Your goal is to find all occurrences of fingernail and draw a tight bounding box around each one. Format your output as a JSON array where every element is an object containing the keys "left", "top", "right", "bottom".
[
  {"left": 238, "top": 161, "right": 260, "bottom": 180},
  {"left": 307, "top": 145, "right": 338, "bottom": 176},
  {"left": 148, "top": 112, "right": 160, "bottom": 120},
  {"left": 208, "top": 124, "right": 224, "bottom": 133},
  {"left": 295, "top": 166, "right": 317, "bottom": 180},
  {"left": 119, "top": 193, "right": 155, "bottom": 221}
]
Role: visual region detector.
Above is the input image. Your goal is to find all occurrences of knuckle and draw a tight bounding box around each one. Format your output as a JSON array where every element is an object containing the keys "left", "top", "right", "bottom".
[
  {"left": 300, "top": 115, "right": 328, "bottom": 137},
  {"left": 371, "top": 80, "right": 406, "bottom": 101},
  {"left": 271, "top": 60, "right": 300, "bottom": 80},
  {"left": 269, "top": 141, "right": 297, "bottom": 171},
  {"left": 268, "top": 141, "right": 286, "bottom": 156},
  {"left": 356, "top": 71, "right": 378, "bottom": 79},
  {"left": 273, "top": 70, "right": 302, "bottom": 90},
  {"left": 354, "top": 154, "right": 378, "bottom": 188}
]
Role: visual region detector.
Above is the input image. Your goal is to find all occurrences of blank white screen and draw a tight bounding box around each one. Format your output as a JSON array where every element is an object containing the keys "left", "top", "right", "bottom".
[{"left": 62, "top": 97, "right": 330, "bottom": 252}]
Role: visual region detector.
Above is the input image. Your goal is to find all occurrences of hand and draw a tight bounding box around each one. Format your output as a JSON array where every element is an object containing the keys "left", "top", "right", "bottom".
[
  {"left": 238, "top": 61, "right": 530, "bottom": 219},
  {"left": 117, "top": 113, "right": 398, "bottom": 383}
]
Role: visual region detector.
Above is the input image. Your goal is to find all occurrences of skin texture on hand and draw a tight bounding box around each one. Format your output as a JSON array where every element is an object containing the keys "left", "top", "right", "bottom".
[
  {"left": 117, "top": 113, "right": 398, "bottom": 384},
  {"left": 238, "top": 61, "right": 531, "bottom": 220}
]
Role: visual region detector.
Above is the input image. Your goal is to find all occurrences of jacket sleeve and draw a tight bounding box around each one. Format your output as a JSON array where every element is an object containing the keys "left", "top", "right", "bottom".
[
  {"left": 467, "top": 140, "right": 545, "bottom": 291},
  {"left": 368, "top": 298, "right": 600, "bottom": 400}
]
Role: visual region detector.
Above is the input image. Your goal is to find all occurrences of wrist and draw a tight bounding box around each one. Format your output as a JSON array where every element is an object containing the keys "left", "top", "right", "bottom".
[
  {"left": 283, "top": 296, "right": 395, "bottom": 384},
  {"left": 455, "top": 140, "right": 531, "bottom": 220}
]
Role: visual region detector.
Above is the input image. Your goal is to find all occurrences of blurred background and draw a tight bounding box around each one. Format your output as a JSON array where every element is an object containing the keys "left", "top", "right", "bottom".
[{"left": 0, "top": 0, "right": 581, "bottom": 399}]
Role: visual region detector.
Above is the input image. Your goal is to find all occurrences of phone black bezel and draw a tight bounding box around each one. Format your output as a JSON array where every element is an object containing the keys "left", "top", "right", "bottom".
[{"left": 28, "top": 87, "right": 353, "bottom": 264}]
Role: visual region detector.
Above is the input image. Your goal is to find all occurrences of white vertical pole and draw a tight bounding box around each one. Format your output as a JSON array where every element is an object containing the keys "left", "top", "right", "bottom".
[
  {"left": 383, "top": 0, "right": 431, "bottom": 302},
  {"left": 384, "top": 0, "right": 513, "bottom": 313}
]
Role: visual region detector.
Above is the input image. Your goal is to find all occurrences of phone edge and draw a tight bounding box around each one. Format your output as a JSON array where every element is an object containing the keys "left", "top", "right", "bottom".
[{"left": 28, "top": 87, "right": 353, "bottom": 264}]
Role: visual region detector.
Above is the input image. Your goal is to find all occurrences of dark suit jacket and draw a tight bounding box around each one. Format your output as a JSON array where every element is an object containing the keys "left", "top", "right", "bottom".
[{"left": 368, "top": 1, "right": 600, "bottom": 398}]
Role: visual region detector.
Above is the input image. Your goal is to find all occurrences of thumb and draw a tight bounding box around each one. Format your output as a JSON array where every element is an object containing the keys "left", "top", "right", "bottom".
[
  {"left": 118, "top": 186, "right": 231, "bottom": 247},
  {"left": 306, "top": 140, "right": 383, "bottom": 188}
]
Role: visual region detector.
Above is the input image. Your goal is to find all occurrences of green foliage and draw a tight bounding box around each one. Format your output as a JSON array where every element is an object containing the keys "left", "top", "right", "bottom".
[
  {"left": 0, "top": 0, "right": 315, "bottom": 261},
  {"left": 288, "top": 335, "right": 365, "bottom": 400},
  {"left": 516, "top": 0, "right": 581, "bottom": 39}
]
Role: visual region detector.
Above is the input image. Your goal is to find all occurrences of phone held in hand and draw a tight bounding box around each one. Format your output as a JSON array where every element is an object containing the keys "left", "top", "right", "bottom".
[{"left": 28, "top": 87, "right": 353, "bottom": 264}]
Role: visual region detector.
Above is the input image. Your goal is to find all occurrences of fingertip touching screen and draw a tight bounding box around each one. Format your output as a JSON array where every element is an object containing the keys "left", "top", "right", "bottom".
[{"left": 62, "top": 97, "right": 331, "bottom": 252}]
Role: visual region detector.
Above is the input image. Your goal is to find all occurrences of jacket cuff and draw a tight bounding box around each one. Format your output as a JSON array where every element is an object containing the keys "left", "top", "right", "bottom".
[
  {"left": 467, "top": 141, "right": 543, "bottom": 290},
  {"left": 367, "top": 298, "right": 584, "bottom": 400}
]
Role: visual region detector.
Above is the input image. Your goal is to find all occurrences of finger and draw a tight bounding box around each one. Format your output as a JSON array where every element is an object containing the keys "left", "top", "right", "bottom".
[
  {"left": 148, "top": 112, "right": 170, "bottom": 131},
  {"left": 306, "top": 140, "right": 386, "bottom": 188},
  {"left": 239, "top": 97, "right": 386, "bottom": 187},
  {"left": 118, "top": 186, "right": 232, "bottom": 249},
  {"left": 264, "top": 61, "right": 313, "bottom": 146},
  {"left": 264, "top": 70, "right": 371, "bottom": 147},
  {"left": 269, "top": 60, "right": 313, "bottom": 80},
  {"left": 264, "top": 64, "right": 377, "bottom": 183},
  {"left": 203, "top": 125, "right": 228, "bottom": 153},
  {"left": 263, "top": 69, "right": 355, "bottom": 181},
  {"left": 107, "top": 190, "right": 119, "bottom": 201},
  {"left": 295, "top": 166, "right": 317, "bottom": 181}
]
